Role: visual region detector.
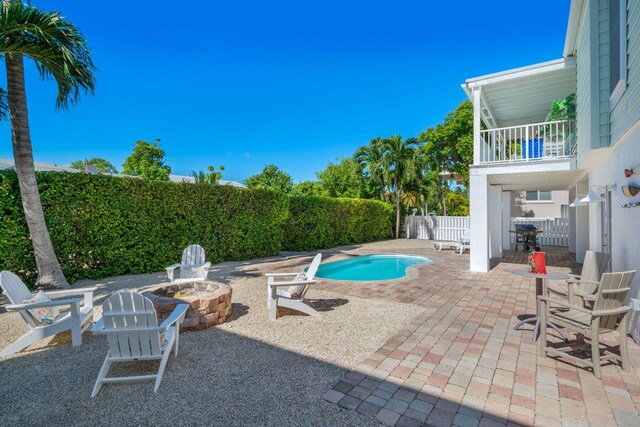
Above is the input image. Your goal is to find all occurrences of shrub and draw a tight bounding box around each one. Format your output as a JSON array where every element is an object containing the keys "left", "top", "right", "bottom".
[
  {"left": 0, "top": 171, "right": 288, "bottom": 284},
  {"left": 282, "top": 196, "right": 394, "bottom": 250},
  {"left": 0, "top": 172, "right": 394, "bottom": 285}
]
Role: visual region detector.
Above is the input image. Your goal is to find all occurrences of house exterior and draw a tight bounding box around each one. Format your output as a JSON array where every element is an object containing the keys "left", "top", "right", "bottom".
[
  {"left": 510, "top": 190, "right": 569, "bottom": 218},
  {"left": 462, "top": 1, "right": 640, "bottom": 339}
]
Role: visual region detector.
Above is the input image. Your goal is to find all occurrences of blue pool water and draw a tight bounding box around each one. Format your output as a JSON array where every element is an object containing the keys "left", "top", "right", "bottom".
[{"left": 314, "top": 254, "right": 433, "bottom": 281}]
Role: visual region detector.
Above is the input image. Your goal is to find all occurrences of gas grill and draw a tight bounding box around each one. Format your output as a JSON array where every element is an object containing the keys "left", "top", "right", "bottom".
[{"left": 510, "top": 224, "right": 543, "bottom": 252}]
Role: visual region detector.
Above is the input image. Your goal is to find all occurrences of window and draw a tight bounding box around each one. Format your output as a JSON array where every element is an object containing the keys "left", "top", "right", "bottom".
[
  {"left": 610, "top": 0, "right": 627, "bottom": 103},
  {"left": 525, "top": 191, "right": 552, "bottom": 202}
]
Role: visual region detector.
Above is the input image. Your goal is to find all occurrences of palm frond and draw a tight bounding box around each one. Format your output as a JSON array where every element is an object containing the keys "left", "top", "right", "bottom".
[
  {"left": 0, "top": 2, "right": 96, "bottom": 110},
  {"left": 0, "top": 87, "right": 8, "bottom": 121}
]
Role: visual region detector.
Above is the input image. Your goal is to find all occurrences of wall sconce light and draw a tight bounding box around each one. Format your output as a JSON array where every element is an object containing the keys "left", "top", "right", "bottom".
[
  {"left": 580, "top": 189, "right": 605, "bottom": 203},
  {"left": 569, "top": 196, "right": 586, "bottom": 208},
  {"left": 579, "top": 184, "right": 617, "bottom": 204}
]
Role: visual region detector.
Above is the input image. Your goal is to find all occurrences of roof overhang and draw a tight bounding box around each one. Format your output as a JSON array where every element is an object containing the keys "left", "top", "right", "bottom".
[
  {"left": 563, "top": 0, "right": 585, "bottom": 57},
  {"left": 471, "top": 158, "right": 586, "bottom": 191},
  {"left": 461, "top": 57, "right": 577, "bottom": 128}
]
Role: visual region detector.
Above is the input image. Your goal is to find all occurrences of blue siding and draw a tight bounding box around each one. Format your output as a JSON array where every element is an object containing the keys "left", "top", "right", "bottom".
[
  {"left": 576, "top": 3, "right": 592, "bottom": 165},
  {"left": 598, "top": 0, "right": 611, "bottom": 148}
]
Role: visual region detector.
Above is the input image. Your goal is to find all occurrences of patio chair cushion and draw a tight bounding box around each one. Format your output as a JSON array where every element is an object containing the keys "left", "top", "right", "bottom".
[
  {"left": 287, "top": 273, "right": 307, "bottom": 298},
  {"left": 23, "top": 291, "right": 60, "bottom": 325}
]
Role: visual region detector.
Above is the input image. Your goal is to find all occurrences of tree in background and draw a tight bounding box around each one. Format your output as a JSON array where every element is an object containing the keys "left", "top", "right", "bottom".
[
  {"left": 122, "top": 139, "right": 171, "bottom": 181},
  {"left": 381, "top": 135, "right": 420, "bottom": 238},
  {"left": 317, "top": 157, "right": 368, "bottom": 198},
  {"left": 70, "top": 158, "right": 118, "bottom": 174},
  {"left": 244, "top": 164, "right": 293, "bottom": 193},
  {"left": 190, "top": 165, "right": 224, "bottom": 185},
  {"left": 1, "top": 1, "right": 96, "bottom": 288},
  {"left": 354, "top": 137, "right": 387, "bottom": 201},
  {"left": 445, "top": 189, "right": 470, "bottom": 216},
  {"left": 293, "top": 181, "right": 328, "bottom": 197},
  {"left": 419, "top": 101, "right": 473, "bottom": 214}
]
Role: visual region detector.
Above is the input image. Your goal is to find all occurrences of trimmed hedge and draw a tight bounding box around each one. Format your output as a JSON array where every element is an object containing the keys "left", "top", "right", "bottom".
[
  {"left": 282, "top": 196, "right": 394, "bottom": 251},
  {"left": 0, "top": 171, "right": 289, "bottom": 284},
  {"left": 0, "top": 172, "right": 394, "bottom": 285}
]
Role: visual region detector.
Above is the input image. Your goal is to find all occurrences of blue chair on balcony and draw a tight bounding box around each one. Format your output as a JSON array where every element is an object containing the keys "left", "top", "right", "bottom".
[{"left": 521, "top": 138, "right": 544, "bottom": 159}]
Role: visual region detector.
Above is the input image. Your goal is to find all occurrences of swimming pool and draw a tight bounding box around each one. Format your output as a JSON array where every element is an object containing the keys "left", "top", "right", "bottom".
[{"left": 314, "top": 254, "right": 433, "bottom": 281}]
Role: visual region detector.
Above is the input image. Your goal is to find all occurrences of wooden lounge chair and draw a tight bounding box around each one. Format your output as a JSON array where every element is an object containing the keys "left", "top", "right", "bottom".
[
  {"left": 538, "top": 270, "right": 636, "bottom": 378},
  {"left": 433, "top": 230, "right": 470, "bottom": 255},
  {"left": 166, "top": 244, "right": 211, "bottom": 283},
  {"left": 0, "top": 271, "right": 96, "bottom": 356},
  {"left": 266, "top": 253, "right": 322, "bottom": 320},
  {"left": 91, "top": 291, "right": 188, "bottom": 397},
  {"left": 547, "top": 250, "right": 610, "bottom": 305}
]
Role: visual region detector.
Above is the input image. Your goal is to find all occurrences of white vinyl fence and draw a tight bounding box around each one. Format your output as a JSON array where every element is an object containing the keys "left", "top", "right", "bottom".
[
  {"left": 406, "top": 215, "right": 569, "bottom": 247},
  {"left": 510, "top": 217, "right": 569, "bottom": 247},
  {"left": 406, "top": 216, "right": 470, "bottom": 241}
]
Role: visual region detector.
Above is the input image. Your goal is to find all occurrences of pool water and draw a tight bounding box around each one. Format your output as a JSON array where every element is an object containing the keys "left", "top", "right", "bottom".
[{"left": 314, "top": 254, "right": 433, "bottom": 281}]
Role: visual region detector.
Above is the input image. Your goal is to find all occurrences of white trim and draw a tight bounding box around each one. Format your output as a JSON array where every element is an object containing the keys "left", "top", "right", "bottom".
[
  {"left": 463, "top": 58, "right": 576, "bottom": 88},
  {"left": 610, "top": 79, "right": 626, "bottom": 107},
  {"left": 564, "top": 0, "right": 586, "bottom": 57}
]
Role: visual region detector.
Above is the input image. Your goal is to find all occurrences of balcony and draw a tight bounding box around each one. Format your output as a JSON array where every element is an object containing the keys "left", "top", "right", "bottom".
[{"left": 477, "top": 120, "right": 575, "bottom": 164}]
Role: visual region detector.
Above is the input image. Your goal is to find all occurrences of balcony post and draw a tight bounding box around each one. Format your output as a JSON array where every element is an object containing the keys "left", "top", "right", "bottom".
[
  {"left": 525, "top": 125, "right": 529, "bottom": 160},
  {"left": 473, "top": 86, "right": 481, "bottom": 164}
]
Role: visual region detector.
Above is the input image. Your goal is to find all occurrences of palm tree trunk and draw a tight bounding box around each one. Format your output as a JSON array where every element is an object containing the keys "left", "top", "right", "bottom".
[
  {"left": 394, "top": 175, "right": 401, "bottom": 239},
  {"left": 5, "top": 52, "right": 69, "bottom": 288}
]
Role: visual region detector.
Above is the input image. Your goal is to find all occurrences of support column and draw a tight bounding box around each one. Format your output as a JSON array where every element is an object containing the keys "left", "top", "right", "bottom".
[
  {"left": 502, "top": 191, "right": 512, "bottom": 251},
  {"left": 568, "top": 186, "right": 576, "bottom": 253},
  {"left": 473, "top": 87, "right": 482, "bottom": 165},
  {"left": 489, "top": 185, "right": 502, "bottom": 258},
  {"left": 470, "top": 172, "right": 490, "bottom": 272},
  {"left": 575, "top": 181, "right": 589, "bottom": 263}
]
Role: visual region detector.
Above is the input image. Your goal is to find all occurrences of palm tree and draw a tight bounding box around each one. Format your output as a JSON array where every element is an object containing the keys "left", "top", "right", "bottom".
[
  {"left": 1, "top": 1, "right": 96, "bottom": 288},
  {"left": 354, "top": 137, "right": 387, "bottom": 201},
  {"left": 381, "top": 135, "right": 420, "bottom": 239},
  {"left": 189, "top": 165, "right": 224, "bottom": 185}
]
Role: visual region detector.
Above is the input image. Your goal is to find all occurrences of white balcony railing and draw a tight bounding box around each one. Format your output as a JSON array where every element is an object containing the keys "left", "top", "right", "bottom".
[{"left": 477, "top": 120, "right": 576, "bottom": 164}]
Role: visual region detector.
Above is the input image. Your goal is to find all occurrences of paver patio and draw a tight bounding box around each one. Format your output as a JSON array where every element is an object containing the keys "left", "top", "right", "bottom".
[{"left": 310, "top": 240, "right": 640, "bottom": 426}]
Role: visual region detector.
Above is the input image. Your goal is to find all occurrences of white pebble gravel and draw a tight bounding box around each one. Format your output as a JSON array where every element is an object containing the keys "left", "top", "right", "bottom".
[{"left": 0, "top": 254, "right": 423, "bottom": 426}]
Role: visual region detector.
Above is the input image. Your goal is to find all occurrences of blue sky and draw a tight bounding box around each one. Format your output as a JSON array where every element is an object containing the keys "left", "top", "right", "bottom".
[{"left": 1, "top": 1, "right": 570, "bottom": 183}]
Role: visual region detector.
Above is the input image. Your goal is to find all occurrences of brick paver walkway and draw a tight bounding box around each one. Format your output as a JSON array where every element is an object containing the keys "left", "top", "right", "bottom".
[{"left": 312, "top": 241, "right": 640, "bottom": 426}]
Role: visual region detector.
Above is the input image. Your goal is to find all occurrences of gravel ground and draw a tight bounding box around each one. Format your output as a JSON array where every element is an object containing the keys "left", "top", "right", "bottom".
[{"left": 0, "top": 253, "right": 423, "bottom": 426}]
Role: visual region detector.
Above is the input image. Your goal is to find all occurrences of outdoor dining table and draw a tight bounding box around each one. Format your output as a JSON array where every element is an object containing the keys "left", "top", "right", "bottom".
[{"left": 511, "top": 268, "right": 570, "bottom": 342}]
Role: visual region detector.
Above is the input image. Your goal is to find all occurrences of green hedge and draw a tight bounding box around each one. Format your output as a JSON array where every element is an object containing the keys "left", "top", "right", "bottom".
[
  {"left": 282, "top": 196, "right": 394, "bottom": 251},
  {"left": 0, "top": 172, "right": 393, "bottom": 285},
  {"left": 0, "top": 171, "right": 289, "bottom": 284}
]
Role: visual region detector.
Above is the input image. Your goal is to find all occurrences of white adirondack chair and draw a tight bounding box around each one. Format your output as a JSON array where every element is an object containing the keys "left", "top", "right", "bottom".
[
  {"left": 0, "top": 271, "right": 96, "bottom": 357},
  {"left": 266, "top": 253, "right": 322, "bottom": 320},
  {"left": 91, "top": 291, "right": 188, "bottom": 397},
  {"left": 166, "top": 244, "right": 211, "bottom": 283}
]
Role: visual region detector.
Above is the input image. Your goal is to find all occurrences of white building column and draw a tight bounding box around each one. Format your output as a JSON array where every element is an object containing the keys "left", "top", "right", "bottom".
[
  {"left": 489, "top": 185, "right": 502, "bottom": 258},
  {"left": 472, "top": 87, "right": 482, "bottom": 165},
  {"left": 502, "top": 191, "right": 512, "bottom": 251},
  {"left": 575, "top": 181, "right": 589, "bottom": 263},
  {"left": 470, "top": 172, "right": 490, "bottom": 272},
  {"left": 568, "top": 186, "right": 576, "bottom": 253}
]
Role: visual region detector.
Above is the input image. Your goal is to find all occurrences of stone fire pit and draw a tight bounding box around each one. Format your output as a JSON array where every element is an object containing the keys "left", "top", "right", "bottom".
[{"left": 143, "top": 281, "right": 232, "bottom": 331}]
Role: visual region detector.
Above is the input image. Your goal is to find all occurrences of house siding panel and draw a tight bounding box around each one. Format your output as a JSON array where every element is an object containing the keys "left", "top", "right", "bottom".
[
  {"left": 611, "top": 0, "right": 640, "bottom": 143},
  {"left": 576, "top": 3, "right": 592, "bottom": 165},
  {"left": 598, "top": 0, "right": 611, "bottom": 148}
]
